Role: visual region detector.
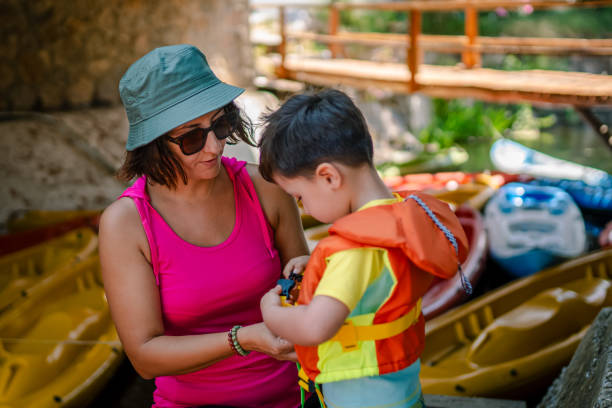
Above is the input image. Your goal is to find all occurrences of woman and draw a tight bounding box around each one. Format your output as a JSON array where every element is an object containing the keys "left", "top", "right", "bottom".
[{"left": 99, "top": 44, "right": 310, "bottom": 407}]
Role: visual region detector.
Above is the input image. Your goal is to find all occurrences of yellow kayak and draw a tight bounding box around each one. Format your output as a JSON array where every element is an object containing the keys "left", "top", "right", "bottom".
[
  {"left": 304, "top": 223, "right": 331, "bottom": 252},
  {"left": 0, "top": 255, "right": 123, "bottom": 408},
  {"left": 421, "top": 249, "right": 612, "bottom": 399},
  {"left": 0, "top": 229, "right": 98, "bottom": 314},
  {"left": 430, "top": 184, "right": 495, "bottom": 211}
]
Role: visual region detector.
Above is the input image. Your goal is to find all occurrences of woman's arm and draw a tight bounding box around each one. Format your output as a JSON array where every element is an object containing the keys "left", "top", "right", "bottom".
[
  {"left": 247, "top": 164, "right": 309, "bottom": 269},
  {"left": 99, "top": 198, "right": 295, "bottom": 379}
]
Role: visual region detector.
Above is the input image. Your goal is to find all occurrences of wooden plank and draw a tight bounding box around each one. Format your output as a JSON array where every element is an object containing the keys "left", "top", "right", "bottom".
[
  {"left": 424, "top": 394, "right": 527, "bottom": 408},
  {"left": 281, "top": 57, "right": 612, "bottom": 106},
  {"left": 253, "top": 76, "right": 306, "bottom": 93},
  {"left": 276, "top": 32, "right": 612, "bottom": 56}
]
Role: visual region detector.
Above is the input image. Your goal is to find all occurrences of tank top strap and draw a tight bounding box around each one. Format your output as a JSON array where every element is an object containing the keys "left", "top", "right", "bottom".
[
  {"left": 118, "top": 176, "right": 161, "bottom": 285},
  {"left": 222, "top": 156, "right": 276, "bottom": 258}
]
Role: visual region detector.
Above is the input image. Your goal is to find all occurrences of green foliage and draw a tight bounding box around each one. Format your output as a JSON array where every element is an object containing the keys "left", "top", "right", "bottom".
[
  {"left": 481, "top": 8, "right": 612, "bottom": 38},
  {"left": 501, "top": 54, "right": 570, "bottom": 71},
  {"left": 419, "top": 101, "right": 559, "bottom": 149},
  {"left": 512, "top": 104, "right": 556, "bottom": 131},
  {"left": 335, "top": 7, "right": 612, "bottom": 38},
  {"left": 340, "top": 9, "right": 406, "bottom": 33},
  {"left": 419, "top": 99, "right": 516, "bottom": 148}
]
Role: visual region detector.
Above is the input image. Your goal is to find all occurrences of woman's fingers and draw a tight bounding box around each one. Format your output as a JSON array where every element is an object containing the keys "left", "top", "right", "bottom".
[
  {"left": 269, "top": 336, "right": 297, "bottom": 361},
  {"left": 277, "top": 350, "right": 298, "bottom": 362}
]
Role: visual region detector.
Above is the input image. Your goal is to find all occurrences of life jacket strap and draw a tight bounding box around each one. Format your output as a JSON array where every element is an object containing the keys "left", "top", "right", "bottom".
[
  {"left": 298, "top": 365, "right": 327, "bottom": 408},
  {"left": 330, "top": 298, "right": 422, "bottom": 352}
]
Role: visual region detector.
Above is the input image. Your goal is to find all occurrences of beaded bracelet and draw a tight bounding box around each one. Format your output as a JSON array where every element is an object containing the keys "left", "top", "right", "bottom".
[{"left": 228, "top": 325, "right": 250, "bottom": 356}]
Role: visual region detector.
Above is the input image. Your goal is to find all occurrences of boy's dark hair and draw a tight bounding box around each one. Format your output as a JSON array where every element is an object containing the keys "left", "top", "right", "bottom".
[
  {"left": 117, "top": 102, "right": 254, "bottom": 189},
  {"left": 258, "top": 89, "right": 373, "bottom": 182}
]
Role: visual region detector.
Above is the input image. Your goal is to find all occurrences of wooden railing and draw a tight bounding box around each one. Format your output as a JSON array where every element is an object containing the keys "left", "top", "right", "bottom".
[{"left": 252, "top": 0, "right": 612, "bottom": 90}]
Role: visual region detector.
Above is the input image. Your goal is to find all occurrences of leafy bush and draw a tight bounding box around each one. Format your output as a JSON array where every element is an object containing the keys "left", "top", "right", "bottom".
[{"left": 419, "top": 99, "right": 516, "bottom": 148}]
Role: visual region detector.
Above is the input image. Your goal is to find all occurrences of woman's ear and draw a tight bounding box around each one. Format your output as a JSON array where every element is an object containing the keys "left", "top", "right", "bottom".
[{"left": 315, "top": 162, "right": 342, "bottom": 190}]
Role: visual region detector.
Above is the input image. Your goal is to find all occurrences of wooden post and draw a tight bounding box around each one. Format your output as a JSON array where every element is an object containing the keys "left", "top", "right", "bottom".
[
  {"left": 278, "top": 6, "right": 287, "bottom": 77},
  {"left": 408, "top": 10, "right": 421, "bottom": 92},
  {"left": 329, "top": 4, "right": 341, "bottom": 58},
  {"left": 463, "top": 6, "right": 481, "bottom": 68}
]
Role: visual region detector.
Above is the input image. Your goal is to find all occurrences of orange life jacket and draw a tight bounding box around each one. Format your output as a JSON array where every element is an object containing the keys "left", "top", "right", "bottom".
[{"left": 295, "top": 192, "right": 469, "bottom": 383}]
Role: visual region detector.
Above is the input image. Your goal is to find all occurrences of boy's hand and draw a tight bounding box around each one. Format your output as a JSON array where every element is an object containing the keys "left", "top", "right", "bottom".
[
  {"left": 283, "top": 255, "right": 310, "bottom": 278},
  {"left": 261, "top": 285, "right": 283, "bottom": 312}
]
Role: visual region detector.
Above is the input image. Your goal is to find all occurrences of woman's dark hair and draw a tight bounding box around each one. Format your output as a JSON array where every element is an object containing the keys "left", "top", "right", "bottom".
[
  {"left": 258, "top": 89, "right": 373, "bottom": 183},
  {"left": 117, "top": 101, "right": 254, "bottom": 189}
]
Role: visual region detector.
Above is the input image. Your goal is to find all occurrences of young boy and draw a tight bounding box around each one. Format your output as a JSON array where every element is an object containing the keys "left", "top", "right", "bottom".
[{"left": 258, "top": 89, "right": 469, "bottom": 408}]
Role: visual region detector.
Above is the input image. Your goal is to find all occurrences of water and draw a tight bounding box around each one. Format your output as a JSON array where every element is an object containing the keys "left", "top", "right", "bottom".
[{"left": 458, "top": 124, "right": 612, "bottom": 175}]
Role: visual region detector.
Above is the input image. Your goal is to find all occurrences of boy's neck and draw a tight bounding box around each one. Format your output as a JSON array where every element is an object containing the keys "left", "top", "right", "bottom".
[{"left": 347, "top": 165, "right": 394, "bottom": 213}]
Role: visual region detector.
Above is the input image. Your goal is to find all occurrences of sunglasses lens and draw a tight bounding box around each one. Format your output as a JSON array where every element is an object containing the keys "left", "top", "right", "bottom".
[
  {"left": 181, "top": 128, "right": 206, "bottom": 155},
  {"left": 212, "top": 115, "right": 233, "bottom": 140}
]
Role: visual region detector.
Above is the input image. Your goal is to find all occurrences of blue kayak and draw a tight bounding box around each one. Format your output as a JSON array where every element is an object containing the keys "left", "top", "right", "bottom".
[
  {"left": 529, "top": 178, "right": 612, "bottom": 213},
  {"left": 485, "top": 183, "right": 587, "bottom": 277}
]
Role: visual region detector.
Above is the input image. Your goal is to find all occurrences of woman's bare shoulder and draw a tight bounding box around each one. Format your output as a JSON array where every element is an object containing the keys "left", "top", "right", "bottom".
[
  {"left": 245, "top": 163, "right": 291, "bottom": 226},
  {"left": 245, "top": 163, "right": 284, "bottom": 198},
  {"left": 99, "top": 197, "right": 145, "bottom": 241}
]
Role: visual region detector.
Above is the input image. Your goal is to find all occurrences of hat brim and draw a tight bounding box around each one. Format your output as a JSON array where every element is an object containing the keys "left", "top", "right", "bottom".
[{"left": 126, "top": 82, "right": 245, "bottom": 151}]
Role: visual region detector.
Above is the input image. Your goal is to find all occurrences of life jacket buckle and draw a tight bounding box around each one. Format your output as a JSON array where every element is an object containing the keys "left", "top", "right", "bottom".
[
  {"left": 298, "top": 366, "right": 316, "bottom": 392},
  {"left": 335, "top": 320, "right": 359, "bottom": 352}
]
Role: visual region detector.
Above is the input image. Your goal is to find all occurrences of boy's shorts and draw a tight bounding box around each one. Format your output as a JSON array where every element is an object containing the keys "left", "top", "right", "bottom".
[{"left": 322, "top": 359, "right": 424, "bottom": 408}]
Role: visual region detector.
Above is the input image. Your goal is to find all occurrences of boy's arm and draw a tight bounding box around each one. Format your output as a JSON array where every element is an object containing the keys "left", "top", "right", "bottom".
[{"left": 261, "top": 286, "right": 350, "bottom": 346}]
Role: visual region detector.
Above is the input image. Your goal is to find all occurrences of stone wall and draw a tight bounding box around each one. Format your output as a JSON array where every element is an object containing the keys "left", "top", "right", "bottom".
[{"left": 0, "top": 0, "right": 253, "bottom": 111}]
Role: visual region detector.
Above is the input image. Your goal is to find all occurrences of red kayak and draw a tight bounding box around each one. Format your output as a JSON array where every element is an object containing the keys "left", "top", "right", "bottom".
[
  {"left": 0, "top": 212, "right": 100, "bottom": 257},
  {"left": 422, "top": 205, "right": 488, "bottom": 320},
  {"left": 383, "top": 171, "right": 527, "bottom": 192}
]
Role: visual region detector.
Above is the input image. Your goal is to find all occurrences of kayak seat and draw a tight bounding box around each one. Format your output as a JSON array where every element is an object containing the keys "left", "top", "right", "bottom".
[{"left": 466, "top": 278, "right": 612, "bottom": 366}]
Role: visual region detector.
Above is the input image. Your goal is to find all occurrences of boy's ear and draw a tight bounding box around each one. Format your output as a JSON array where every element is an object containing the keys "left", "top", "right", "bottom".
[{"left": 315, "top": 162, "right": 342, "bottom": 190}]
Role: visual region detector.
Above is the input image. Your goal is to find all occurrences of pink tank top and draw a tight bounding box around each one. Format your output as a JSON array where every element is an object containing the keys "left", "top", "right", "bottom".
[{"left": 119, "top": 157, "right": 301, "bottom": 408}]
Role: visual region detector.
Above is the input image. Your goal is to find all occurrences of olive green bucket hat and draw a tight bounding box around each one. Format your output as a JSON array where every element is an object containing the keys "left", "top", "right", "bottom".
[{"left": 119, "top": 44, "right": 244, "bottom": 151}]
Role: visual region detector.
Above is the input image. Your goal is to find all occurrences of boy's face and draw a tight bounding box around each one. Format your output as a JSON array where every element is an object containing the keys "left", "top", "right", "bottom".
[{"left": 274, "top": 172, "right": 348, "bottom": 224}]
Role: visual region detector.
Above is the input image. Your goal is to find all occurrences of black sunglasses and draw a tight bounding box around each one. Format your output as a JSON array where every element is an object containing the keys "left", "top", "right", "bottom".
[{"left": 167, "top": 111, "right": 235, "bottom": 155}]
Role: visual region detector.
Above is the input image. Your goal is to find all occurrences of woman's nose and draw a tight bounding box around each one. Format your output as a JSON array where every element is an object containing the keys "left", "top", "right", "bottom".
[{"left": 204, "top": 130, "right": 224, "bottom": 154}]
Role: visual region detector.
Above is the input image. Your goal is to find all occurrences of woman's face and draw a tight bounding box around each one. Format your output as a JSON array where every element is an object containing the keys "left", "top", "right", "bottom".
[{"left": 166, "top": 109, "right": 227, "bottom": 181}]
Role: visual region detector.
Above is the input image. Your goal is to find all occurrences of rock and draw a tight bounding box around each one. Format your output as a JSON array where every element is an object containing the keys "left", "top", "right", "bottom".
[
  {"left": 95, "top": 75, "right": 120, "bottom": 105},
  {"left": 39, "top": 82, "right": 65, "bottom": 110},
  {"left": 66, "top": 77, "right": 95, "bottom": 107},
  {"left": 88, "top": 59, "right": 111, "bottom": 78},
  {"left": 537, "top": 307, "right": 612, "bottom": 408},
  {"left": 0, "top": 63, "right": 15, "bottom": 90},
  {"left": 10, "top": 84, "right": 37, "bottom": 110},
  {"left": 2, "top": 0, "right": 253, "bottom": 111}
]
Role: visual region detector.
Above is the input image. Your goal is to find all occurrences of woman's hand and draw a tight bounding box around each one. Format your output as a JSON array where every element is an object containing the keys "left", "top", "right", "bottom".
[
  {"left": 282, "top": 255, "right": 310, "bottom": 278},
  {"left": 238, "top": 321, "right": 297, "bottom": 362}
]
